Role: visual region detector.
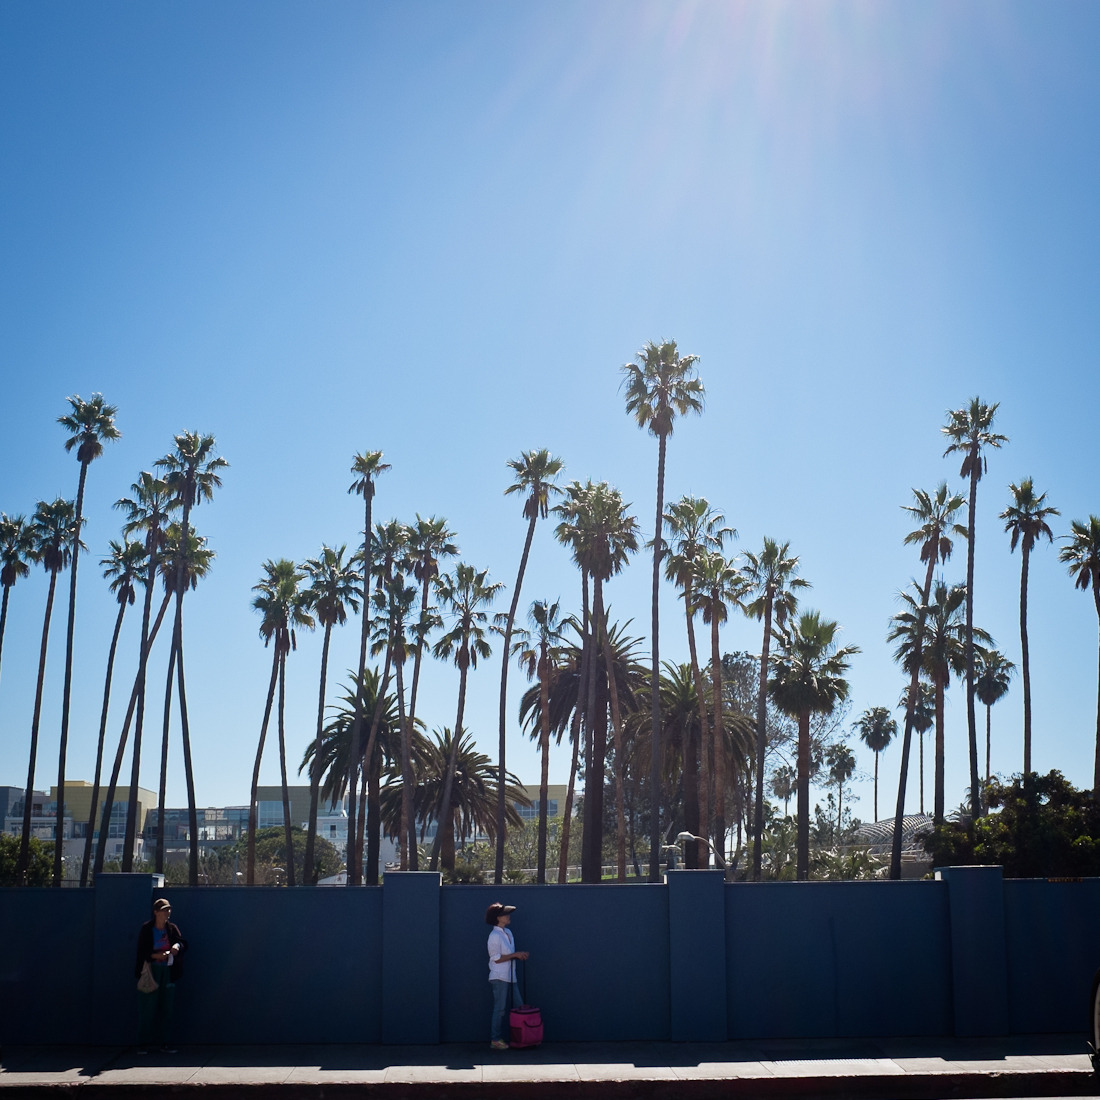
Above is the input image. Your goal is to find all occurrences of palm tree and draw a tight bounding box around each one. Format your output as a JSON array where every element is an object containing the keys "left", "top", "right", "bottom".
[
  {"left": 855, "top": 706, "right": 897, "bottom": 821},
  {"left": 942, "top": 398, "right": 1008, "bottom": 818},
  {"left": 300, "top": 545, "right": 360, "bottom": 883},
  {"left": 93, "top": 522, "right": 210, "bottom": 878},
  {"left": 889, "top": 483, "right": 966, "bottom": 877},
  {"left": 663, "top": 496, "right": 732, "bottom": 866},
  {"left": 248, "top": 559, "right": 314, "bottom": 885},
  {"left": 0, "top": 513, "right": 33, "bottom": 687},
  {"left": 691, "top": 550, "right": 745, "bottom": 863},
  {"left": 16, "top": 498, "right": 81, "bottom": 880},
  {"left": 431, "top": 563, "right": 502, "bottom": 870},
  {"left": 768, "top": 611, "right": 858, "bottom": 880},
  {"left": 569, "top": 481, "right": 640, "bottom": 880},
  {"left": 770, "top": 764, "right": 796, "bottom": 817},
  {"left": 825, "top": 743, "right": 856, "bottom": 837},
  {"left": 899, "top": 681, "right": 935, "bottom": 815},
  {"left": 345, "top": 450, "right": 389, "bottom": 885},
  {"left": 155, "top": 431, "right": 227, "bottom": 883},
  {"left": 1000, "top": 479, "right": 1058, "bottom": 774},
  {"left": 1059, "top": 516, "right": 1100, "bottom": 797},
  {"left": 621, "top": 340, "right": 704, "bottom": 881},
  {"left": 53, "top": 393, "right": 120, "bottom": 884},
  {"left": 975, "top": 647, "right": 1014, "bottom": 787},
  {"left": 512, "top": 599, "right": 566, "bottom": 883},
  {"left": 79, "top": 538, "right": 145, "bottom": 886},
  {"left": 495, "top": 449, "right": 564, "bottom": 884},
  {"left": 742, "top": 539, "right": 811, "bottom": 880}
]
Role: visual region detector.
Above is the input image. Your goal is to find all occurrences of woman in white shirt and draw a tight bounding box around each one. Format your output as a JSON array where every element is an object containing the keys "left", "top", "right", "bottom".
[{"left": 485, "top": 902, "right": 528, "bottom": 1050}]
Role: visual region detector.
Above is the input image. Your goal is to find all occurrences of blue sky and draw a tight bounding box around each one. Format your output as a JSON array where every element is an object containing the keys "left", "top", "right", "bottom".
[{"left": 1, "top": 1, "right": 1098, "bottom": 829}]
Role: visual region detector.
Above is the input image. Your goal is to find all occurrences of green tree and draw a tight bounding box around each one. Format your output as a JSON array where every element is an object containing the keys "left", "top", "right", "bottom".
[
  {"left": 855, "top": 706, "right": 897, "bottom": 822},
  {"left": 768, "top": 611, "right": 858, "bottom": 880},
  {"left": 79, "top": 538, "right": 146, "bottom": 887},
  {"left": 663, "top": 496, "right": 732, "bottom": 867},
  {"left": 1000, "top": 479, "right": 1058, "bottom": 775},
  {"left": 54, "top": 393, "right": 120, "bottom": 885},
  {"left": 975, "top": 647, "right": 1014, "bottom": 787},
  {"left": 0, "top": 513, "right": 33, "bottom": 689},
  {"left": 942, "top": 398, "right": 1008, "bottom": 818},
  {"left": 432, "top": 563, "right": 502, "bottom": 870},
  {"left": 17, "top": 498, "right": 82, "bottom": 881},
  {"left": 512, "top": 598, "right": 566, "bottom": 883},
  {"left": 770, "top": 764, "right": 796, "bottom": 817},
  {"left": 824, "top": 742, "right": 857, "bottom": 836},
  {"left": 156, "top": 432, "right": 228, "bottom": 883},
  {"left": 743, "top": 538, "right": 811, "bottom": 880},
  {"left": 233, "top": 826, "right": 342, "bottom": 885},
  {"left": 1059, "top": 516, "right": 1100, "bottom": 797},
  {"left": 890, "top": 483, "right": 966, "bottom": 877},
  {"left": 0, "top": 832, "right": 52, "bottom": 886},
  {"left": 300, "top": 545, "right": 360, "bottom": 883},
  {"left": 495, "top": 449, "right": 564, "bottom": 885},
  {"left": 248, "top": 559, "right": 314, "bottom": 885},
  {"left": 344, "top": 450, "right": 389, "bottom": 885},
  {"left": 621, "top": 340, "right": 704, "bottom": 882}
]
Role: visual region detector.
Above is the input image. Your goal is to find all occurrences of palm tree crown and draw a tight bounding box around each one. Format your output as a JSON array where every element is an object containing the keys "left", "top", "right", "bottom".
[
  {"left": 621, "top": 340, "right": 705, "bottom": 439},
  {"left": 503, "top": 449, "right": 565, "bottom": 521},
  {"left": 302, "top": 545, "right": 360, "bottom": 630},
  {"left": 58, "top": 393, "right": 121, "bottom": 465},
  {"left": 1001, "top": 479, "right": 1059, "bottom": 555},
  {"left": 0, "top": 514, "right": 33, "bottom": 591},
  {"left": 253, "top": 559, "right": 315, "bottom": 654}
]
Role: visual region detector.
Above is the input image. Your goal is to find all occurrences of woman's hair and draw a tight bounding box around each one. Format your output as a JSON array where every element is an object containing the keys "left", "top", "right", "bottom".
[{"left": 485, "top": 902, "right": 514, "bottom": 926}]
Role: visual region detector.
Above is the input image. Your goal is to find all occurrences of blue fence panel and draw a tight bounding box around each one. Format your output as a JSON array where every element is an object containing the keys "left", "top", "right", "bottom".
[
  {"left": 726, "top": 881, "right": 953, "bottom": 1039},
  {"left": 440, "top": 883, "right": 670, "bottom": 1042},
  {"left": 1004, "top": 877, "right": 1100, "bottom": 1034}
]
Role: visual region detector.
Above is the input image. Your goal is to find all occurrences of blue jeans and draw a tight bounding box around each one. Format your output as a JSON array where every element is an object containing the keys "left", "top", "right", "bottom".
[{"left": 489, "top": 980, "right": 522, "bottom": 1041}]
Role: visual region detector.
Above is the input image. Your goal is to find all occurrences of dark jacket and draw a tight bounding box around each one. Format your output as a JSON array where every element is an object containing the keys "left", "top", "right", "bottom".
[{"left": 135, "top": 919, "right": 188, "bottom": 983}]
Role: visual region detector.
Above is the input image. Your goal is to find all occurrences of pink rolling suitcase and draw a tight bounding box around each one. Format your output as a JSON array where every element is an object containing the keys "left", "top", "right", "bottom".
[{"left": 509, "top": 961, "right": 543, "bottom": 1048}]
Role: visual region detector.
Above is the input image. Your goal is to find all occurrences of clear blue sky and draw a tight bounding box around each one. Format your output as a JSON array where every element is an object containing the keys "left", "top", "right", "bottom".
[{"left": 1, "top": 1, "right": 1098, "bottom": 827}]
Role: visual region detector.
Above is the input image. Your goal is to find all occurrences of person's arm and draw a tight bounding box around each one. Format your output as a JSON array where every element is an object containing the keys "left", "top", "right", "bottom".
[{"left": 490, "top": 930, "right": 528, "bottom": 962}]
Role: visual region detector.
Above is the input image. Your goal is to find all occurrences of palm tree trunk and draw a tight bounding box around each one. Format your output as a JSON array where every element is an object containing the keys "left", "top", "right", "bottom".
[
  {"left": 55, "top": 460, "right": 89, "bottom": 886},
  {"left": 155, "top": 639, "right": 178, "bottom": 873},
  {"left": 366, "top": 766, "right": 380, "bottom": 881},
  {"left": 247, "top": 650, "right": 280, "bottom": 885},
  {"left": 985, "top": 704, "right": 992, "bottom": 787},
  {"left": 558, "top": 576, "right": 589, "bottom": 884},
  {"left": 396, "top": 658, "right": 416, "bottom": 871},
  {"left": 751, "top": 595, "right": 774, "bottom": 880},
  {"left": 0, "top": 584, "right": 12, "bottom": 684},
  {"left": 94, "top": 591, "right": 171, "bottom": 877},
  {"left": 1092, "top": 581, "right": 1100, "bottom": 800},
  {"left": 304, "top": 622, "right": 333, "bottom": 885},
  {"left": 890, "top": 556, "right": 937, "bottom": 879},
  {"left": 430, "top": 662, "right": 469, "bottom": 871},
  {"left": 595, "top": 584, "right": 627, "bottom": 881},
  {"left": 873, "top": 752, "right": 879, "bottom": 822},
  {"left": 710, "top": 611, "right": 726, "bottom": 865},
  {"left": 919, "top": 728, "right": 925, "bottom": 814},
  {"left": 1020, "top": 544, "right": 1032, "bottom": 774},
  {"left": 17, "top": 569, "right": 60, "bottom": 880},
  {"left": 965, "top": 462, "right": 981, "bottom": 818},
  {"left": 496, "top": 514, "right": 538, "bottom": 885},
  {"left": 796, "top": 709, "right": 810, "bottom": 880},
  {"left": 934, "top": 677, "right": 946, "bottom": 823},
  {"left": 277, "top": 652, "right": 296, "bottom": 886},
  {"left": 358, "top": 653, "right": 393, "bottom": 881},
  {"left": 536, "top": 649, "right": 551, "bottom": 884},
  {"left": 347, "top": 486, "right": 374, "bottom": 885},
  {"left": 175, "top": 630, "right": 199, "bottom": 885},
  {"left": 80, "top": 597, "right": 127, "bottom": 887},
  {"left": 648, "top": 432, "right": 667, "bottom": 882},
  {"left": 684, "top": 585, "right": 710, "bottom": 867}
]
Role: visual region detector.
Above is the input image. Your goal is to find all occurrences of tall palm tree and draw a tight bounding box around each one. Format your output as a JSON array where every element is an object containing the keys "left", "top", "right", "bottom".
[
  {"left": 53, "top": 393, "right": 120, "bottom": 884},
  {"left": 770, "top": 764, "right": 796, "bottom": 817},
  {"left": 0, "top": 513, "right": 33, "bottom": 687},
  {"left": 1059, "top": 516, "right": 1100, "bottom": 798},
  {"left": 1000, "top": 479, "right": 1058, "bottom": 774},
  {"left": 899, "top": 681, "right": 935, "bottom": 815},
  {"left": 300, "top": 545, "right": 360, "bottom": 883},
  {"left": 825, "top": 743, "right": 856, "bottom": 838},
  {"left": 855, "top": 706, "right": 897, "bottom": 821},
  {"left": 431, "top": 563, "right": 502, "bottom": 870},
  {"left": 889, "top": 483, "right": 966, "bottom": 877},
  {"left": 512, "top": 598, "right": 566, "bottom": 883},
  {"left": 156, "top": 431, "right": 227, "bottom": 883},
  {"left": 345, "top": 450, "right": 389, "bottom": 885},
  {"left": 247, "top": 559, "right": 314, "bottom": 885},
  {"left": 621, "top": 340, "right": 704, "bottom": 881},
  {"left": 768, "top": 611, "right": 858, "bottom": 880},
  {"left": 16, "top": 498, "right": 81, "bottom": 880},
  {"left": 571, "top": 481, "right": 640, "bottom": 880},
  {"left": 742, "top": 538, "right": 810, "bottom": 880},
  {"left": 975, "top": 647, "right": 1014, "bottom": 787},
  {"left": 79, "top": 538, "right": 145, "bottom": 886},
  {"left": 93, "top": 523, "right": 210, "bottom": 878},
  {"left": 942, "top": 398, "right": 1008, "bottom": 818},
  {"left": 495, "top": 449, "right": 564, "bottom": 884},
  {"left": 663, "top": 496, "right": 732, "bottom": 866},
  {"left": 691, "top": 550, "right": 745, "bottom": 863}
]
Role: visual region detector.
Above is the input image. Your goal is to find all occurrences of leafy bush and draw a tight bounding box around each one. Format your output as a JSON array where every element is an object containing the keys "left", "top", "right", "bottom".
[{"left": 0, "top": 833, "right": 53, "bottom": 886}]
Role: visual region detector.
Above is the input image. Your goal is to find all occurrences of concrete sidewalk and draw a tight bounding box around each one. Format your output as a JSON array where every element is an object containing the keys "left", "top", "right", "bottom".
[{"left": 2, "top": 1035, "right": 1098, "bottom": 1098}]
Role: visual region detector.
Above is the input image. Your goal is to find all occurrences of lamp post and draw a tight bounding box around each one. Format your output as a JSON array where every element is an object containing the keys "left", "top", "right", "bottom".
[{"left": 676, "top": 831, "right": 730, "bottom": 873}]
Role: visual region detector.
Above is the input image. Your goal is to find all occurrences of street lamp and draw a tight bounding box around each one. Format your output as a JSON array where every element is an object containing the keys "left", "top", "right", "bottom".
[{"left": 676, "top": 831, "right": 729, "bottom": 871}]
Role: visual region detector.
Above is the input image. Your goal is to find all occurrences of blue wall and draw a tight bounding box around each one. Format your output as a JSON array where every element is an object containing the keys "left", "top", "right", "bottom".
[{"left": 2, "top": 866, "right": 1099, "bottom": 1046}]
